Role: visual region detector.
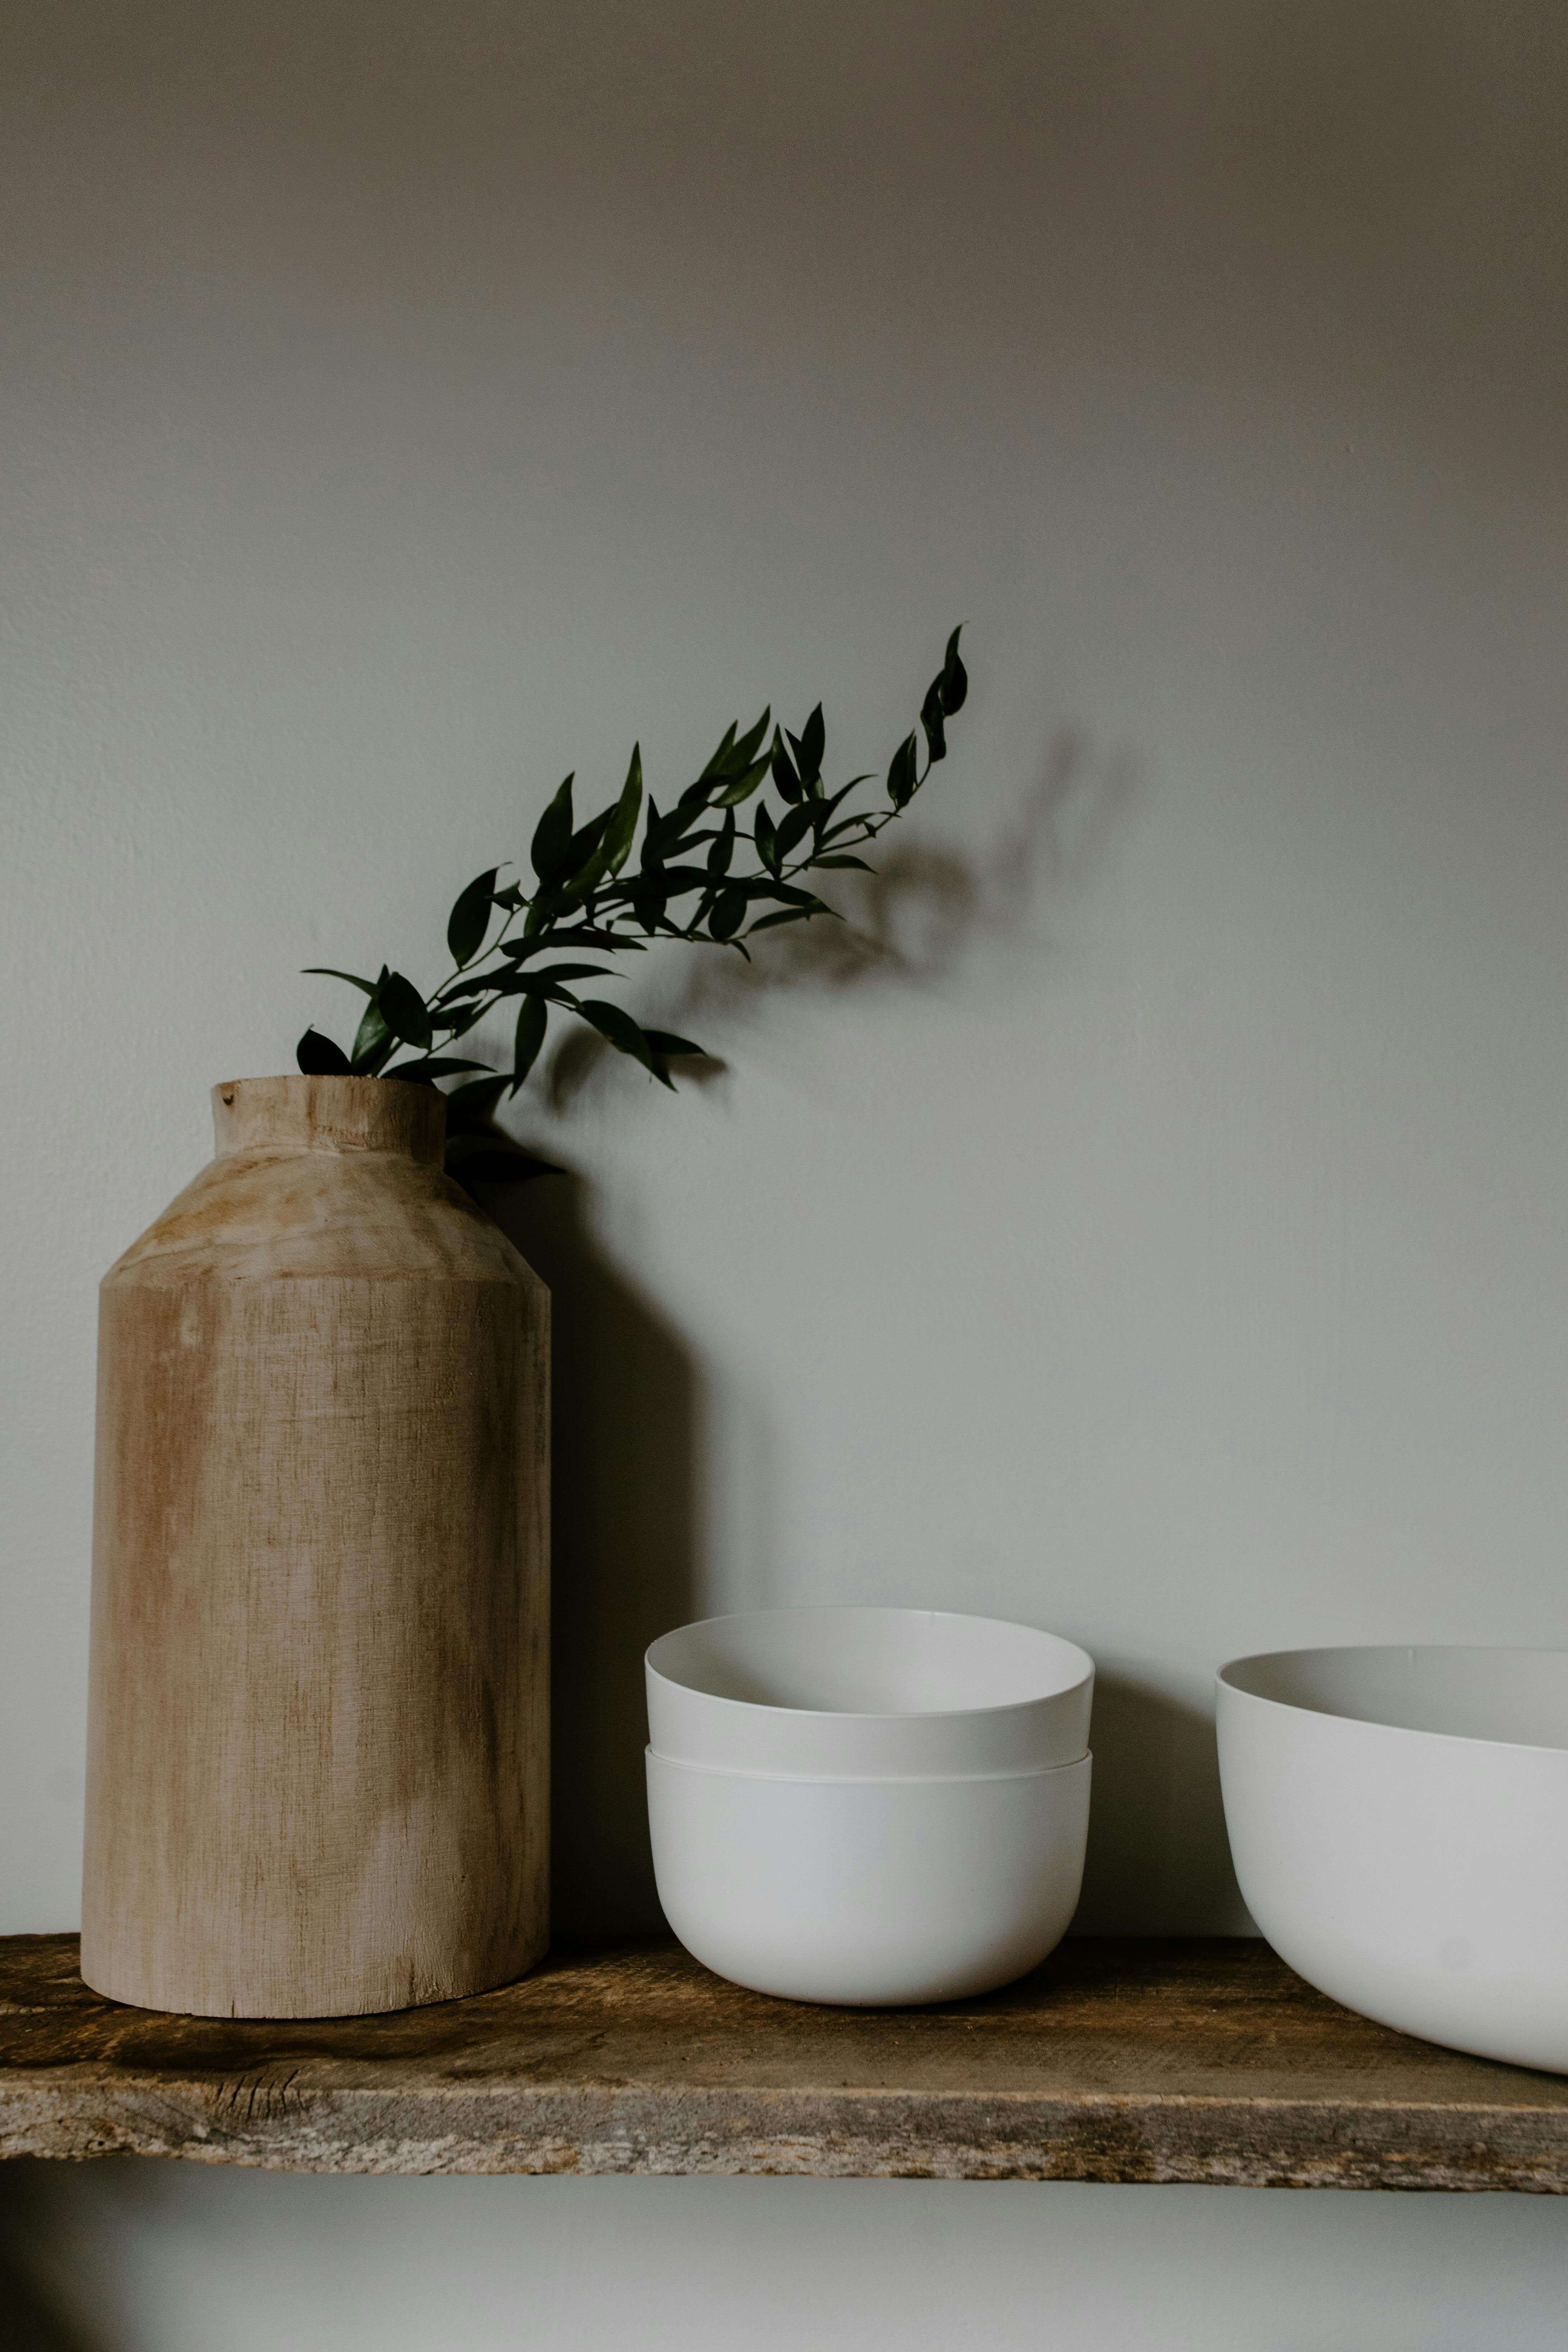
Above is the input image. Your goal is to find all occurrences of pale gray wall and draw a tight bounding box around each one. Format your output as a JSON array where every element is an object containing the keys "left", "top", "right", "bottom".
[{"left": 4, "top": 3, "right": 1567, "bottom": 2343}]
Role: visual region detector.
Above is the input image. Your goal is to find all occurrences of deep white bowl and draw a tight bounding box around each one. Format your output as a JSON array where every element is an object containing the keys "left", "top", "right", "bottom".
[
  {"left": 1217, "top": 1645, "right": 1568, "bottom": 2073},
  {"left": 646, "top": 1607, "right": 1094, "bottom": 1777},
  {"left": 647, "top": 1749, "right": 1092, "bottom": 2006},
  {"left": 645, "top": 1606, "right": 1095, "bottom": 2006}
]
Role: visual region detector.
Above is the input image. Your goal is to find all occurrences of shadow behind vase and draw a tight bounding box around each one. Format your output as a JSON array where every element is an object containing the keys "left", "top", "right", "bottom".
[{"left": 486, "top": 1170, "right": 700, "bottom": 1941}]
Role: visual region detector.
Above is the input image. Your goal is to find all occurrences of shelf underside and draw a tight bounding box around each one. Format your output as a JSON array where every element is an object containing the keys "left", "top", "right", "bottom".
[{"left": 3, "top": 1935, "right": 1566, "bottom": 2189}]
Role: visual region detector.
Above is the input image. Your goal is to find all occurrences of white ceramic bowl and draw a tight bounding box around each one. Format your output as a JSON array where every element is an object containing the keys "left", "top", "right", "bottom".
[
  {"left": 1217, "top": 1645, "right": 1568, "bottom": 2073},
  {"left": 646, "top": 1607, "right": 1094, "bottom": 1777},
  {"left": 647, "top": 1751, "right": 1091, "bottom": 2006},
  {"left": 645, "top": 1607, "right": 1095, "bottom": 2006}
]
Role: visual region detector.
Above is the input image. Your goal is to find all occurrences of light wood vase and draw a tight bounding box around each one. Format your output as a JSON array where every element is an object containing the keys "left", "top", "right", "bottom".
[{"left": 81, "top": 1075, "right": 550, "bottom": 2019}]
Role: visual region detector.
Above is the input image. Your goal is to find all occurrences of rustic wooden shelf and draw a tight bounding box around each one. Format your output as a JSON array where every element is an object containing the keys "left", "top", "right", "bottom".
[{"left": 3, "top": 1934, "right": 1567, "bottom": 2190}]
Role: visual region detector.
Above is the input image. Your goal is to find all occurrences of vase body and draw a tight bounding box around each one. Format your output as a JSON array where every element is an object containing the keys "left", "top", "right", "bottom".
[{"left": 81, "top": 1076, "right": 550, "bottom": 2018}]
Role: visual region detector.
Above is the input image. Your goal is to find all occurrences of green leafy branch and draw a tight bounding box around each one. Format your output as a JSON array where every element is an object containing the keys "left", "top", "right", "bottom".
[{"left": 297, "top": 628, "right": 969, "bottom": 1180}]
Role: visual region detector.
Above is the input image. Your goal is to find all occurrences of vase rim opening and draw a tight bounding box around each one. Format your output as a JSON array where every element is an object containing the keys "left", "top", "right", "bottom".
[{"left": 210, "top": 1074, "right": 446, "bottom": 1163}]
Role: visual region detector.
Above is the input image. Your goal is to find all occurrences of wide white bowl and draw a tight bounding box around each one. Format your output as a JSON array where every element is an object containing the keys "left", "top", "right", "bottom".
[
  {"left": 1217, "top": 1645, "right": 1568, "bottom": 2073},
  {"left": 646, "top": 1607, "right": 1094, "bottom": 1777},
  {"left": 647, "top": 1748, "right": 1092, "bottom": 2006}
]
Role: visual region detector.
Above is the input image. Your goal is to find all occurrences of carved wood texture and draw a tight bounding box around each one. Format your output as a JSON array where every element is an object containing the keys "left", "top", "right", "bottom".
[{"left": 81, "top": 1077, "right": 550, "bottom": 2019}]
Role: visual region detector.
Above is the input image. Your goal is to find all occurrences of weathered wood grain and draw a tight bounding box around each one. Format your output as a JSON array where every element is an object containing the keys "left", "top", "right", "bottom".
[
  {"left": 81, "top": 1076, "right": 550, "bottom": 2020},
  {"left": 5, "top": 1936, "right": 1567, "bottom": 2188}
]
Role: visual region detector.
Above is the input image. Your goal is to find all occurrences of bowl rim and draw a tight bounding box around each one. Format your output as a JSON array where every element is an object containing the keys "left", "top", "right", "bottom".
[
  {"left": 644, "top": 1743, "right": 1095, "bottom": 1787},
  {"left": 1217, "top": 1642, "right": 1568, "bottom": 1761},
  {"left": 646, "top": 1605, "right": 1094, "bottom": 1725}
]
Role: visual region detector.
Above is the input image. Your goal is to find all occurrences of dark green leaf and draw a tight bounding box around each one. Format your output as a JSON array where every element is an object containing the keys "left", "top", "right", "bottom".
[
  {"left": 788, "top": 703, "right": 825, "bottom": 792},
  {"left": 754, "top": 801, "right": 780, "bottom": 875},
  {"left": 698, "top": 722, "right": 738, "bottom": 781},
  {"left": 708, "top": 808, "right": 735, "bottom": 874},
  {"left": 811, "top": 853, "right": 875, "bottom": 870},
  {"left": 575, "top": 998, "right": 672, "bottom": 1087},
  {"left": 447, "top": 868, "right": 499, "bottom": 967},
  {"left": 701, "top": 709, "right": 769, "bottom": 784},
  {"left": 887, "top": 731, "right": 919, "bottom": 809},
  {"left": 649, "top": 828, "right": 709, "bottom": 866},
  {"left": 940, "top": 624, "right": 968, "bottom": 715},
  {"left": 302, "top": 967, "right": 379, "bottom": 996},
  {"left": 598, "top": 746, "right": 645, "bottom": 884},
  {"left": 709, "top": 885, "right": 749, "bottom": 940},
  {"left": 606, "top": 863, "right": 708, "bottom": 907},
  {"left": 488, "top": 971, "right": 583, "bottom": 1003},
  {"left": 560, "top": 806, "right": 615, "bottom": 901},
  {"left": 296, "top": 1027, "right": 353, "bottom": 1075},
  {"left": 746, "top": 907, "right": 815, "bottom": 933},
  {"left": 350, "top": 991, "right": 393, "bottom": 1072},
  {"left": 640, "top": 793, "right": 665, "bottom": 872},
  {"left": 642, "top": 1028, "right": 707, "bottom": 1057},
  {"left": 377, "top": 971, "right": 434, "bottom": 1050},
  {"left": 653, "top": 804, "right": 696, "bottom": 851},
  {"left": 519, "top": 961, "right": 612, "bottom": 986},
  {"left": 713, "top": 753, "right": 773, "bottom": 808},
  {"left": 382, "top": 1056, "right": 495, "bottom": 1081},
  {"left": 690, "top": 710, "right": 771, "bottom": 799},
  {"left": 530, "top": 774, "right": 575, "bottom": 884},
  {"left": 524, "top": 923, "right": 645, "bottom": 954},
  {"left": 726, "top": 708, "right": 772, "bottom": 774},
  {"left": 510, "top": 994, "right": 548, "bottom": 1094},
  {"left": 620, "top": 877, "right": 676, "bottom": 931},
  {"left": 770, "top": 728, "right": 802, "bottom": 804},
  {"left": 812, "top": 781, "right": 869, "bottom": 847},
  {"left": 650, "top": 796, "right": 704, "bottom": 852},
  {"left": 565, "top": 807, "right": 613, "bottom": 862},
  {"left": 818, "top": 809, "right": 874, "bottom": 846},
  {"left": 743, "top": 877, "right": 827, "bottom": 909},
  {"left": 774, "top": 804, "right": 813, "bottom": 862},
  {"left": 920, "top": 675, "right": 947, "bottom": 764}
]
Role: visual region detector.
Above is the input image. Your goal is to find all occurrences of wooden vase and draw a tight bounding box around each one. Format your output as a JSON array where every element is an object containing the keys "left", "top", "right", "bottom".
[{"left": 81, "top": 1075, "right": 550, "bottom": 2019}]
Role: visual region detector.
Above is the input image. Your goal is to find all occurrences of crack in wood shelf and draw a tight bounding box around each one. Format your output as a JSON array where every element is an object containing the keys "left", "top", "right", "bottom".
[{"left": 4, "top": 1935, "right": 1567, "bottom": 2189}]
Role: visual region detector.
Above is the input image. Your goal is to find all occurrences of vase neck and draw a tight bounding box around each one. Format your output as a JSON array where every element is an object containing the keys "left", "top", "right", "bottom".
[{"left": 211, "top": 1076, "right": 445, "bottom": 1164}]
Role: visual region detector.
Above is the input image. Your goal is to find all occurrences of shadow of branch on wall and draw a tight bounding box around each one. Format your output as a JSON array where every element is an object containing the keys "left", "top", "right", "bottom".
[{"left": 546, "top": 727, "right": 1139, "bottom": 1109}]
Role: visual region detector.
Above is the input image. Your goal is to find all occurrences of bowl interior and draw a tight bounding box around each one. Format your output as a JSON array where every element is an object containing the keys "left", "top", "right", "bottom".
[
  {"left": 646, "top": 1607, "right": 1091, "bottom": 1718},
  {"left": 1221, "top": 1645, "right": 1568, "bottom": 1752}
]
